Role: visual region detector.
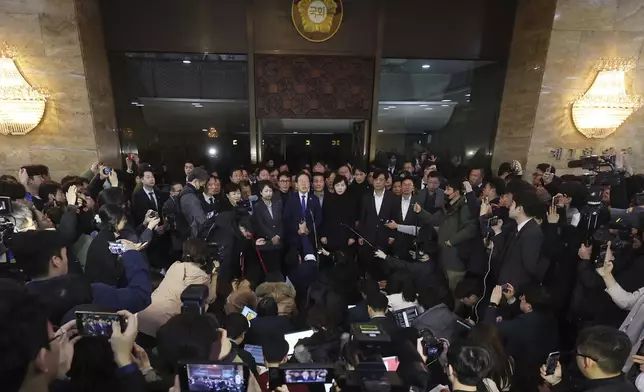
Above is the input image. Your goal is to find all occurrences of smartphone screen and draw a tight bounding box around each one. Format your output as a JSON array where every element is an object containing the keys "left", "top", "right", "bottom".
[
  {"left": 596, "top": 244, "right": 608, "bottom": 268},
  {"left": 181, "top": 363, "right": 248, "bottom": 392},
  {"left": 241, "top": 306, "right": 257, "bottom": 323},
  {"left": 75, "top": 311, "right": 124, "bottom": 337},
  {"left": 382, "top": 356, "right": 400, "bottom": 371},
  {"left": 545, "top": 351, "right": 560, "bottom": 375},
  {"left": 283, "top": 368, "right": 333, "bottom": 384},
  {"left": 108, "top": 241, "right": 125, "bottom": 255}
]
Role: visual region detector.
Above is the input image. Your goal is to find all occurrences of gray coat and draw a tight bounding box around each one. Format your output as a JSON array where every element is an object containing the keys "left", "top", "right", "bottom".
[
  {"left": 415, "top": 187, "right": 445, "bottom": 211},
  {"left": 417, "top": 197, "right": 478, "bottom": 272},
  {"left": 178, "top": 185, "right": 207, "bottom": 239},
  {"left": 606, "top": 282, "right": 644, "bottom": 372}
]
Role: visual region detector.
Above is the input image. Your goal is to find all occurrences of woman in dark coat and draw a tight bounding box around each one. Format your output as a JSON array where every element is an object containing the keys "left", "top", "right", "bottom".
[
  {"left": 251, "top": 180, "right": 284, "bottom": 277},
  {"left": 320, "top": 176, "right": 356, "bottom": 255}
]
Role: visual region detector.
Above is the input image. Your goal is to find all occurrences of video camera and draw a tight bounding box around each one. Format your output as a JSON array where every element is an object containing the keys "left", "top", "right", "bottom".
[
  {"left": 590, "top": 217, "right": 634, "bottom": 266},
  {"left": 0, "top": 196, "right": 15, "bottom": 262},
  {"left": 567, "top": 155, "right": 624, "bottom": 187}
]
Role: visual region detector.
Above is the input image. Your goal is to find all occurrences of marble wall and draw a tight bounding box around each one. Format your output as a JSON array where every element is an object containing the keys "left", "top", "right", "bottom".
[
  {"left": 0, "top": 0, "right": 118, "bottom": 182},
  {"left": 495, "top": 0, "right": 644, "bottom": 174}
]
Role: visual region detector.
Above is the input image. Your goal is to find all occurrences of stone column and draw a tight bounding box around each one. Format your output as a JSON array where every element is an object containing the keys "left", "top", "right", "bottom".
[
  {"left": 495, "top": 0, "right": 644, "bottom": 174},
  {"left": 0, "top": 0, "right": 118, "bottom": 182}
]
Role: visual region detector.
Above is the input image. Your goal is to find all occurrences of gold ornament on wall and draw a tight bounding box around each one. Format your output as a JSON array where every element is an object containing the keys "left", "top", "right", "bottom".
[
  {"left": 572, "top": 57, "right": 643, "bottom": 139},
  {"left": 292, "top": 0, "right": 343, "bottom": 42},
  {"left": 207, "top": 127, "right": 219, "bottom": 138}
]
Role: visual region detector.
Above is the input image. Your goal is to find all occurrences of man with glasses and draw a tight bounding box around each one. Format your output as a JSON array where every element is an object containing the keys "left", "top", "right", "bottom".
[
  {"left": 276, "top": 171, "right": 292, "bottom": 205},
  {"left": 541, "top": 326, "right": 636, "bottom": 392}
]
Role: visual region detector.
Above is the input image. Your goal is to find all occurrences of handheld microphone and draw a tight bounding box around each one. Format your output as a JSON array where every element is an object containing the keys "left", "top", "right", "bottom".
[{"left": 340, "top": 223, "right": 378, "bottom": 250}]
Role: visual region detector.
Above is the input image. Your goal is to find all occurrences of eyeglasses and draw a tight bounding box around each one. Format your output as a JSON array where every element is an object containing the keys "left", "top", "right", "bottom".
[{"left": 576, "top": 351, "right": 598, "bottom": 362}]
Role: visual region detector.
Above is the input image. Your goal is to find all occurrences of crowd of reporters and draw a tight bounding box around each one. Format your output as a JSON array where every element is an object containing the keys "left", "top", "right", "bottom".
[{"left": 2, "top": 152, "right": 644, "bottom": 392}]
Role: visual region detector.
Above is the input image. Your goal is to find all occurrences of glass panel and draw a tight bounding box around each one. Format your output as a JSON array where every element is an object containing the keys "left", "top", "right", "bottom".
[{"left": 374, "top": 59, "right": 505, "bottom": 167}]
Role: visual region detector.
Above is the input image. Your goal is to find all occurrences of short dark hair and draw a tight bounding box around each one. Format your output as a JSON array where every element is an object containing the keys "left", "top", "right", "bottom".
[
  {"left": 296, "top": 171, "right": 311, "bottom": 183},
  {"left": 230, "top": 168, "right": 243, "bottom": 177},
  {"left": 97, "top": 204, "right": 126, "bottom": 233},
  {"left": 156, "top": 313, "right": 220, "bottom": 373},
  {"left": 262, "top": 335, "right": 289, "bottom": 363},
  {"left": 536, "top": 163, "right": 555, "bottom": 175},
  {"left": 512, "top": 190, "right": 543, "bottom": 218},
  {"left": 447, "top": 342, "right": 493, "bottom": 386},
  {"left": 97, "top": 187, "right": 126, "bottom": 208},
  {"left": 521, "top": 283, "right": 552, "bottom": 312},
  {"left": 11, "top": 230, "right": 65, "bottom": 279},
  {"left": 257, "top": 180, "right": 273, "bottom": 193},
  {"left": 454, "top": 279, "right": 481, "bottom": 300},
  {"left": 428, "top": 171, "right": 440, "bottom": 179},
  {"left": 372, "top": 169, "right": 386, "bottom": 181},
  {"left": 366, "top": 292, "right": 389, "bottom": 313},
  {"left": 577, "top": 326, "right": 632, "bottom": 374},
  {"left": 505, "top": 179, "right": 533, "bottom": 196},
  {"left": 38, "top": 181, "right": 62, "bottom": 201},
  {"left": 22, "top": 164, "right": 49, "bottom": 178},
  {"left": 225, "top": 182, "right": 241, "bottom": 194},
  {"left": 497, "top": 162, "right": 512, "bottom": 176},
  {"left": 238, "top": 180, "right": 251, "bottom": 189},
  {"left": 224, "top": 313, "right": 249, "bottom": 341},
  {"left": 486, "top": 177, "right": 506, "bottom": 196},
  {"left": 257, "top": 297, "right": 279, "bottom": 317},
  {"left": 400, "top": 175, "right": 415, "bottom": 185},
  {"left": 0, "top": 279, "right": 50, "bottom": 392},
  {"left": 0, "top": 180, "right": 26, "bottom": 200},
  {"left": 188, "top": 167, "right": 209, "bottom": 182},
  {"left": 278, "top": 171, "right": 291, "bottom": 180},
  {"left": 312, "top": 172, "right": 325, "bottom": 181},
  {"left": 137, "top": 164, "right": 154, "bottom": 178}
]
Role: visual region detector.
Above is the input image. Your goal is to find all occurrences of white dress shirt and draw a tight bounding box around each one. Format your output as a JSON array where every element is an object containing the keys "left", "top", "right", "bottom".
[
  {"left": 374, "top": 190, "right": 385, "bottom": 215},
  {"left": 516, "top": 218, "right": 532, "bottom": 233},
  {"left": 202, "top": 193, "right": 215, "bottom": 205},
  {"left": 298, "top": 192, "right": 308, "bottom": 210},
  {"left": 143, "top": 187, "right": 158, "bottom": 210},
  {"left": 401, "top": 195, "right": 412, "bottom": 221},
  {"left": 264, "top": 200, "right": 273, "bottom": 219}
]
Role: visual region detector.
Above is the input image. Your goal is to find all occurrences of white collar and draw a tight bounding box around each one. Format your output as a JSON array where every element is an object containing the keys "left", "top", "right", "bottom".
[
  {"left": 516, "top": 218, "right": 532, "bottom": 233},
  {"left": 402, "top": 195, "right": 412, "bottom": 201},
  {"left": 299, "top": 192, "right": 308, "bottom": 198},
  {"left": 373, "top": 190, "right": 385, "bottom": 197}
]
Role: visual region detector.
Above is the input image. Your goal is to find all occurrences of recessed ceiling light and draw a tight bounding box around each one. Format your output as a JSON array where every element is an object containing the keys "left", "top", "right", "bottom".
[
  {"left": 441, "top": 104, "right": 449, "bottom": 107},
  {"left": 388, "top": 106, "right": 396, "bottom": 109},
  {"left": 383, "top": 107, "right": 390, "bottom": 110},
  {"left": 419, "top": 104, "right": 428, "bottom": 107},
  {"left": 422, "top": 64, "right": 430, "bottom": 69},
  {"left": 467, "top": 100, "right": 470, "bottom": 103},
  {"left": 425, "top": 108, "right": 433, "bottom": 110},
  {"left": 191, "top": 102, "right": 200, "bottom": 106},
  {"left": 465, "top": 94, "right": 471, "bottom": 97},
  {"left": 183, "top": 60, "right": 191, "bottom": 64},
  {"left": 136, "top": 104, "right": 144, "bottom": 107},
  {"left": 202, "top": 129, "right": 208, "bottom": 132},
  {"left": 441, "top": 99, "right": 451, "bottom": 102},
  {"left": 378, "top": 129, "right": 384, "bottom": 133},
  {"left": 293, "top": 132, "right": 298, "bottom": 134},
  {"left": 130, "top": 101, "right": 138, "bottom": 105}
]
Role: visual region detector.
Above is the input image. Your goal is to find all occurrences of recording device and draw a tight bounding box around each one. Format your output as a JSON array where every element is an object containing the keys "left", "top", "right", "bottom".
[
  {"left": 391, "top": 306, "right": 419, "bottom": 328},
  {"left": 381, "top": 357, "right": 399, "bottom": 371},
  {"left": 590, "top": 217, "right": 634, "bottom": 263},
  {"left": 75, "top": 311, "right": 125, "bottom": 337},
  {"left": 501, "top": 283, "right": 510, "bottom": 294},
  {"left": 181, "top": 284, "right": 209, "bottom": 315},
  {"left": 108, "top": 241, "right": 126, "bottom": 255},
  {"left": 285, "top": 330, "right": 315, "bottom": 356},
  {"left": 241, "top": 306, "right": 257, "bottom": 323},
  {"left": 147, "top": 210, "right": 159, "bottom": 219},
  {"left": 179, "top": 362, "right": 249, "bottom": 392},
  {"left": 567, "top": 155, "right": 623, "bottom": 187},
  {"left": 0, "top": 196, "right": 15, "bottom": 259},
  {"left": 269, "top": 364, "right": 334, "bottom": 389},
  {"left": 545, "top": 351, "right": 560, "bottom": 376},
  {"left": 243, "top": 344, "right": 264, "bottom": 365},
  {"left": 487, "top": 216, "right": 499, "bottom": 228},
  {"left": 102, "top": 167, "right": 113, "bottom": 176},
  {"left": 419, "top": 328, "right": 443, "bottom": 364}
]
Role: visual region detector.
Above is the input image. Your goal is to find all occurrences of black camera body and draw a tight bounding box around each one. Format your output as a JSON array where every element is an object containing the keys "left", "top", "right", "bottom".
[
  {"left": 180, "top": 284, "right": 209, "bottom": 315},
  {"left": 419, "top": 328, "right": 443, "bottom": 364}
]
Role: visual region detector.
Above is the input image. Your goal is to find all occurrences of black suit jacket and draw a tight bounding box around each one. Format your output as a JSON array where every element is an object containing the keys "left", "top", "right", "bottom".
[
  {"left": 131, "top": 187, "right": 164, "bottom": 227},
  {"left": 492, "top": 219, "right": 548, "bottom": 290},
  {"left": 358, "top": 190, "right": 397, "bottom": 247},
  {"left": 246, "top": 315, "right": 295, "bottom": 345},
  {"left": 251, "top": 199, "right": 284, "bottom": 250}
]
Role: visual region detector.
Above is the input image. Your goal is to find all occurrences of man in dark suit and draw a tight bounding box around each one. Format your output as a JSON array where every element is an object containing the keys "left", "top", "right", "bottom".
[
  {"left": 414, "top": 171, "right": 445, "bottom": 215},
  {"left": 357, "top": 169, "right": 397, "bottom": 278},
  {"left": 283, "top": 172, "right": 322, "bottom": 263},
  {"left": 491, "top": 190, "right": 548, "bottom": 291},
  {"left": 386, "top": 176, "right": 422, "bottom": 259},
  {"left": 365, "top": 292, "right": 400, "bottom": 353},
  {"left": 131, "top": 165, "right": 165, "bottom": 227}
]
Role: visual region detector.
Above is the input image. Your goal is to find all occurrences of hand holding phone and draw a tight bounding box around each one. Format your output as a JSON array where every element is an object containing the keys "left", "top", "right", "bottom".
[{"left": 545, "top": 351, "right": 560, "bottom": 375}]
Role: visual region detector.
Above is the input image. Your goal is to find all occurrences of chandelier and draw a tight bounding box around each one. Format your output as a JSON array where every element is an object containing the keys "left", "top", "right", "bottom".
[
  {"left": 207, "top": 127, "right": 219, "bottom": 138},
  {"left": 0, "top": 46, "right": 47, "bottom": 135},
  {"left": 572, "top": 57, "right": 642, "bottom": 139}
]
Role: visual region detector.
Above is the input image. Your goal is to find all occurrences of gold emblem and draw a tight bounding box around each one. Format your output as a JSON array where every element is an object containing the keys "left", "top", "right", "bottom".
[{"left": 292, "top": 0, "right": 343, "bottom": 42}]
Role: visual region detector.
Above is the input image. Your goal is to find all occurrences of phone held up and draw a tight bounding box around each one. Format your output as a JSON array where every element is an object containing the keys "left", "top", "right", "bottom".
[
  {"left": 545, "top": 351, "right": 560, "bottom": 376},
  {"left": 75, "top": 311, "right": 126, "bottom": 337}
]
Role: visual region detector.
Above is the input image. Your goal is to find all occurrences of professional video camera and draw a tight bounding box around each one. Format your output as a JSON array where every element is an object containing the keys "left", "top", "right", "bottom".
[
  {"left": 567, "top": 154, "right": 624, "bottom": 187},
  {"left": 336, "top": 324, "right": 405, "bottom": 392},
  {"left": 0, "top": 196, "right": 15, "bottom": 258},
  {"left": 590, "top": 217, "right": 634, "bottom": 265}
]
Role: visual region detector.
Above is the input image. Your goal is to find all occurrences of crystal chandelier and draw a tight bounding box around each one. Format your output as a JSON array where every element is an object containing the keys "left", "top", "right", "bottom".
[
  {"left": 0, "top": 46, "right": 47, "bottom": 135},
  {"left": 572, "top": 57, "right": 642, "bottom": 139}
]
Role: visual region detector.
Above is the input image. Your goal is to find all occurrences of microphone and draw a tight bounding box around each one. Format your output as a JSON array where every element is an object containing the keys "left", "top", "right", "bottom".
[
  {"left": 340, "top": 223, "right": 378, "bottom": 250},
  {"left": 309, "top": 208, "right": 319, "bottom": 253}
]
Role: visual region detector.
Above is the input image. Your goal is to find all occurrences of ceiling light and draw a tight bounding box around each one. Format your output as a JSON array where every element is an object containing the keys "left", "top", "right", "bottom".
[
  {"left": 191, "top": 102, "right": 200, "bottom": 106},
  {"left": 378, "top": 129, "right": 384, "bottom": 133},
  {"left": 465, "top": 94, "right": 471, "bottom": 97},
  {"left": 466, "top": 149, "right": 476, "bottom": 157},
  {"left": 136, "top": 104, "right": 144, "bottom": 107},
  {"left": 293, "top": 131, "right": 298, "bottom": 134},
  {"left": 202, "top": 128, "right": 208, "bottom": 132},
  {"left": 383, "top": 107, "right": 390, "bottom": 110},
  {"left": 419, "top": 104, "right": 428, "bottom": 107},
  {"left": 388, "top": 106, "right": 396, "bottom": 109},
  {"left": 193, "top": 104, "right": 202, "bottom": 108},
  {"left": 441, "top": 99, "right": 451, "bottom": 102},
  {"left": 425, "top": 108, "right": 433, "bottom": 110},
  {"left": 207, "top": 147, "right": 217, "bottom": 157},
  {"left": 183, "top": 60, "right": 191, "bottom": 64},
  {"left": 422, "top": 64, "right": 430, "bottom": 69},
  {"left": 130, "top": 101, "right": 138, "bottom": 105},
  {"left": 441, "top": 105, "right": 449, "bottom": 107}
]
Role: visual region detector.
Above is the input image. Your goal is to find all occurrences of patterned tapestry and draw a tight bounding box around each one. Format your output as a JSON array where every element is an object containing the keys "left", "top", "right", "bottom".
[{"left": 255, "top": 55, "right": 374, "bottom": 119}]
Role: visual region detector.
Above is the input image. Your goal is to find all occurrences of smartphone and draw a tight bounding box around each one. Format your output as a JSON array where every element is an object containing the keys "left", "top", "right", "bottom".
[
  {"left": 147, "top": 210, "right": 159, "bottom": 219},
  {"left": 108, "top": 241, "right": 126, "bottom": 255},
  {"left": 596, "top": 243, "right": 608, "bottom": 268},
  {"left": 75, "top": 311, "right": 125, "bottom": 337},
  {"left": 501, "top": 283, "right": 510, "bottom": 294},
  {"left": 102, "top": 167, "right": 112, "bottom": 176},
  {"left": 382, "top": 356, "right": 400, "bottom": 371},
  {"left": 241, "top": 306, "right": 257, "bottom": 323},
  {"left": 179, "top": 362, "right": 249, "bottom": 392},
  {"left": 545, "top": 351, "right": 560, "bottom": 376},
  {"left": 552, "top": 195, "right": 559, "bottom": 207},
  {"left": 487, "top": 216, "right": 499, "bottom": 227},
  {"left": 243, "top": 344, "right": 264, "bottom": 365}
]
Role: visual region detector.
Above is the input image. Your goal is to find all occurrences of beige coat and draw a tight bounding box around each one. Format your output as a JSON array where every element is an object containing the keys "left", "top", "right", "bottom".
[
  {"left": 138, "top": 262, "right": 215, "bottom": 337},
  {"left": 255, "top": 281, "right": 297, "bottom": 317}
]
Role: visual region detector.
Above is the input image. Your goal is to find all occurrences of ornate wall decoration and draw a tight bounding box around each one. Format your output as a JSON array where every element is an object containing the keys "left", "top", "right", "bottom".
[
  {"left": 292, "top": 0, "right": 343, "bottom": 43},
  {"left": 255, "top": 55, "right": 374, "bottom": 119}
]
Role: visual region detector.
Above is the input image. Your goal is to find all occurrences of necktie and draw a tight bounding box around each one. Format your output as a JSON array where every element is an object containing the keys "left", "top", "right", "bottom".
[
  {"left": 148, "top": 191, "right": 157, "bottom": 210},
  {"left": 210, "top": 197, "right": 214, "bottom": 205},
  {"left": 301, "top": 195, "right": 306, "bottom": 217}
]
